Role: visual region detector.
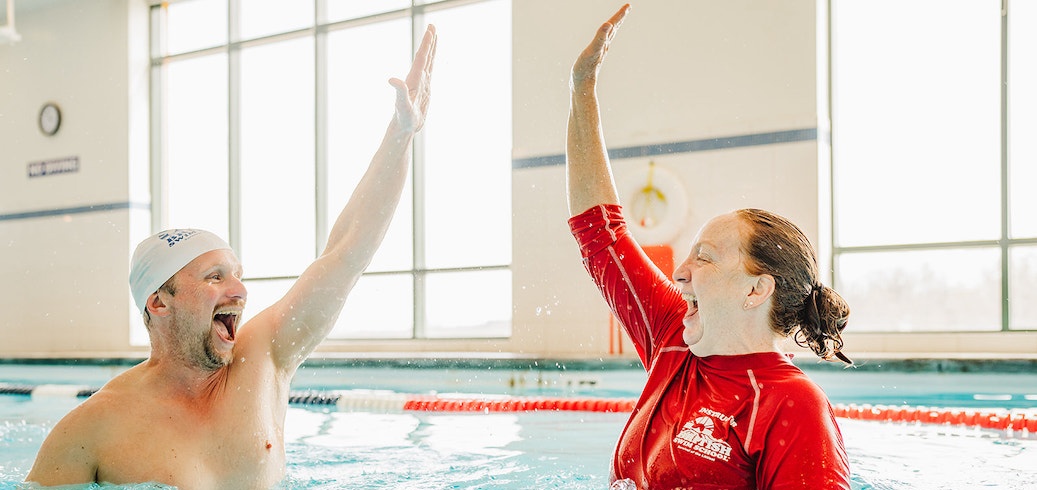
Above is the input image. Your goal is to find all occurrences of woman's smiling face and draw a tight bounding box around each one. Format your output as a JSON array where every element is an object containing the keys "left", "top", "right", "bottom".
[{"left": 672, "top": 213, "right": 757, "bottom": 355}]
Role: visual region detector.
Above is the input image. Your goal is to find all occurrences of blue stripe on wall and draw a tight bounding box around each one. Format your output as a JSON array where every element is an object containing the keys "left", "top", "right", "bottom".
[
  {"left": 512, "top": 128, "right": 817, "bottom": 169},
  {"left": 3, "top": 128, "right": 816, "bottom": 222},
  {"left": 0, "top": 202, "right": 150, "bottom": 222}
]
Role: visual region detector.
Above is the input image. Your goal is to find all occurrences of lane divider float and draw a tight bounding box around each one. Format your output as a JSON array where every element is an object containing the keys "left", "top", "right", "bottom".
[
  {"left": 832, "top": 403, "right": 1037, "bottom": 433},
  {"left": 3, "top": 383, "right": 1035, "bottom": 435},
  {"left": 0, "top": 383, "right": 635, "bottom": 413}
]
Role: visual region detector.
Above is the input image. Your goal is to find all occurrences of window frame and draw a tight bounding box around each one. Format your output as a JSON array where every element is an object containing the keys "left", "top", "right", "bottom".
[
  {"left": 148, "top": 0, "right": 513, "bottom": 342},
  {"left": 828, "top": 0, "right": 1037, "bottom": 333}
]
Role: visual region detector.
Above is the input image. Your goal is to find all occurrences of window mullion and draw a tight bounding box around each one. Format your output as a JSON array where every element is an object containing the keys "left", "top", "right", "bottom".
[
  {"left": 1000, "top": 0, "right": 1010, "bottom": 331},
  {"left": 314, "top": 2, "right": 329, "bottom": 256},
  {"left": 149, "top": 5, "right": 167, "bottom": 233},
  {"left": 228, "top": 0, "right": 242, "bottom": 253},
  {"left": 410, "top": 10, "right": 427, "bottom": 340}
]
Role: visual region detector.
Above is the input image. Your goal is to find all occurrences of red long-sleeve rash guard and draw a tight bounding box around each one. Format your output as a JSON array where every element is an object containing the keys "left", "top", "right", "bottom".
[{"left": 568, "top": 204, "right": 850, "bottom": 490}]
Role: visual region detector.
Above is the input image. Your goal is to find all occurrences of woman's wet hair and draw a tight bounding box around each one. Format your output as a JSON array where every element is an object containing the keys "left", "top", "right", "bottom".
[{"left": 735, "top": 209, "right": 852, "bottom": 364}]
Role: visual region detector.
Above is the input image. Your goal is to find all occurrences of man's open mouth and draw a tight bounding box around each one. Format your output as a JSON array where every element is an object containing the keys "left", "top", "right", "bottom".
[{"left": 213, "top": 309, "right": 240, "bottom": 341}]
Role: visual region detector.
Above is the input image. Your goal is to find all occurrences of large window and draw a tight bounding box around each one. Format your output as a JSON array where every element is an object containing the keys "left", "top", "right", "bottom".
[
  {"left": 150, "top": 0, "right": 512, "bottom": 341},
  {"left": 831, "top": 0, "right": 1036, "bottom": 331}
]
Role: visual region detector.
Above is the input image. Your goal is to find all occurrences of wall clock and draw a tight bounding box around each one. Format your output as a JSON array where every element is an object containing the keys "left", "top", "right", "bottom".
[{"left": 38, "top": 102, "right": 62, "bottom": 136}]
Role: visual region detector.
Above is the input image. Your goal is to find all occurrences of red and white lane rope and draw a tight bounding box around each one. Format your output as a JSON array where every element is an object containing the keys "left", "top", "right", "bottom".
[
  {"left": 0, "top": 383, "right": 635, "bottom": 413},
  {"left": 3, "top": 383, "right": 1036, "bottom": 435},
  {"left": 832, "top": 403, "right": 1037, "bottom": 433},
  {"left": 293, "top": 389, "right": 637, "bottom": 413}
]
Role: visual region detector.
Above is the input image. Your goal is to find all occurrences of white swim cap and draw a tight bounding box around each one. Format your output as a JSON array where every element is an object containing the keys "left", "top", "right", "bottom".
[{"left": 129, "top": 229, "right": 232, "bottom": 314}]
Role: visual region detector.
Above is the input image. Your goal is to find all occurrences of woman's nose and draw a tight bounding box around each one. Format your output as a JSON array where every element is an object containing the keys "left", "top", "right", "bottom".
[{"left": 672, "top": 262, "right": 691, "bottom": 284}]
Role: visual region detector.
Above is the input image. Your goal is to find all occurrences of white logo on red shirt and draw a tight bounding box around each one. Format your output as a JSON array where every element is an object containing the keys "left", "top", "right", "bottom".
[{"left": 673, "top": 410, "right": 734, "bottom": 462}]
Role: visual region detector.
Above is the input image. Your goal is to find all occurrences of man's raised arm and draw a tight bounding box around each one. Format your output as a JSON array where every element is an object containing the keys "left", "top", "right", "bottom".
[{"left": 259, "top": 25, "right": 437, "bottom": 371}]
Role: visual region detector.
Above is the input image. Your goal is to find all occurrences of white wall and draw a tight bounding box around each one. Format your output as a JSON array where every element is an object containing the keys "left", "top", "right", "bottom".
[
  {"left": 314, "top": 0, "right": 828, "bottom": 357},
  {"left": 509, "top": 0, "right": 822, "bottom": 357},
  {"left": 2, "top": 0, "right": 1033, "bottom": 359},
  {"left": 0, "top": 0, "right": 151, "bottom": 357}
]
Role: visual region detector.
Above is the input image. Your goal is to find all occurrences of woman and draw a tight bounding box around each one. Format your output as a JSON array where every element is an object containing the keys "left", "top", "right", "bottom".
[{"left": 566, "top": 5, "right": 852, "bottom": 489}]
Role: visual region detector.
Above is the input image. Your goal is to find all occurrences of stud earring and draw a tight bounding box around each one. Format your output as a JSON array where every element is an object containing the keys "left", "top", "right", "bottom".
[{"left": 744, "top": 301, "right": 753, "bottom": 309}]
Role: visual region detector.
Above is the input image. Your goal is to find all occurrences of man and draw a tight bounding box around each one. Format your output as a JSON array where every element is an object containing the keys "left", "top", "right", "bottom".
[{"left": 25, "top": 25, "right": 437, "bottom": 489}]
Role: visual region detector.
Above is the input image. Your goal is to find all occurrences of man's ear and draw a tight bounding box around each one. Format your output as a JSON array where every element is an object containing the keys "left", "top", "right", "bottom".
[
  {"left": 146, "top": 291, "right": 171, "bottom": 318},
  {"left": 745, "top": 274, "right": 776, "bottom": 310}
]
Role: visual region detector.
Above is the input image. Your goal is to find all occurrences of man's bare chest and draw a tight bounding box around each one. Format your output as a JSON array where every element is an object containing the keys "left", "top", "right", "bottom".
[{"left": 92, "top": 392, "right": 285, "bottom": 488}]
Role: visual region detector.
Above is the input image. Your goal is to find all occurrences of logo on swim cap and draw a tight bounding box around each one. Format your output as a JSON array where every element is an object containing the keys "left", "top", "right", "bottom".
[{"left": 159, "top": 229, "right": 201, "bottom": 247}]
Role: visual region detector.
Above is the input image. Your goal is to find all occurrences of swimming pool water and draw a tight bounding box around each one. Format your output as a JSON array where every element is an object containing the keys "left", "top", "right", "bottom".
[
  {"left": 2, "top": 399, "right": 627, "bottom": 490},
  {"left": 279, "top": 408, "right": 624, "bottom": 489},
  {"left": 4, "top": 396, "right": 1035, "bottom": 489},
  {"left": 843, "top": 418, "right": 1035, "bottom": 489},
  {"left": 2, "top": 363, "right": 1037, "bottom": 489}
]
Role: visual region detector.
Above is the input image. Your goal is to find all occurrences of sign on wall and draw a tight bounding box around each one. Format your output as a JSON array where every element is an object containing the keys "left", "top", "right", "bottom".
[{"left": 27, "top": 156, "right": 79, "bottom": 178}]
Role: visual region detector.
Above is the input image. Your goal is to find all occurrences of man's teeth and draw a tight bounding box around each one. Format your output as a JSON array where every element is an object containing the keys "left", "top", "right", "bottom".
[{"left": 213, "top": 311, "right": 240, "bottom": 337}]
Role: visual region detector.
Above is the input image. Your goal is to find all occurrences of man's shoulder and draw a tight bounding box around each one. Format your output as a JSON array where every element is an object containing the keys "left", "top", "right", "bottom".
[
  {"left": 31, "top": 385, "right": 118, "bottom": 474},
  {"left": 64, "top": 368, "right": 156, "bottom": 425},
  {"left": 57, "top": 384, "right": 130, "bottom": 432}
]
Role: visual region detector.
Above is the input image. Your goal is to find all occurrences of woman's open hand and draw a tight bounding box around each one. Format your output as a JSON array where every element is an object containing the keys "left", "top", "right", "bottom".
[{"left": 571, "top": 4, "right": 630, "bottom": 90}]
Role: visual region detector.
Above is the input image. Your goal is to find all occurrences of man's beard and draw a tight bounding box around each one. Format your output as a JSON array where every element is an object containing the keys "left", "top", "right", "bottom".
[
  {"left": 200, "top": 333, "right": 227, "bottom": 370},
  {"left": 172, "top": 310, "right": 230, "bottom": 371}
]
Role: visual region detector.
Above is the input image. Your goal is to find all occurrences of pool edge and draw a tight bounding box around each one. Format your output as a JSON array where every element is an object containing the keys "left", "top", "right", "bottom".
[{"left": 1, "top": 354, "right": 1036, "bottom": 372}]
